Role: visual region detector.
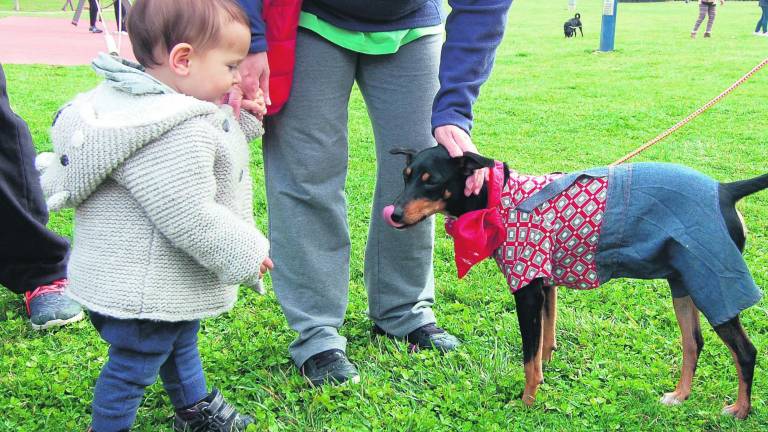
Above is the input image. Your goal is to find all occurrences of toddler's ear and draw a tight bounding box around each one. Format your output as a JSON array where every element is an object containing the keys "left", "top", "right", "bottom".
[{"left": 168, "top": 43, "right": 194, "bottom": 76}]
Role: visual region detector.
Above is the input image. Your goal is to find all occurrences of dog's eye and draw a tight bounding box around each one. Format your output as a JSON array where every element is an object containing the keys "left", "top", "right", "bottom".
[
  {"left": 404, "top": 167, "right": 412, "bottom": 178},
  {"left": 421, "top": 172, "right": 431, "bottom": 182}
]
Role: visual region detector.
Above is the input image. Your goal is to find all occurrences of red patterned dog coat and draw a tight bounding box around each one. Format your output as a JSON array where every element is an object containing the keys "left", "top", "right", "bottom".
[{"left": 446, "top": 162, "right": 608, "bottom": 293}]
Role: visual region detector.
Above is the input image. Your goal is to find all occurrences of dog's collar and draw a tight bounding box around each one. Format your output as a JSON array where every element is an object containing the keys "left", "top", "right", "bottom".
[{"left": 486, "top": 161, "right": 506, "bottom": 210}]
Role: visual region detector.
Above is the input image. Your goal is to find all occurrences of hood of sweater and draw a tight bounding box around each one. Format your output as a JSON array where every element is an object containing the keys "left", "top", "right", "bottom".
[{"left": 38, "top": 53, "right": 224, "bottom": 210}]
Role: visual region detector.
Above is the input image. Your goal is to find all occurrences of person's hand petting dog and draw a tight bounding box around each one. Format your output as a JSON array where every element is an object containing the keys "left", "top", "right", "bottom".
[{"left": 434, "top": 124, "right": 489, "bottom": 196}]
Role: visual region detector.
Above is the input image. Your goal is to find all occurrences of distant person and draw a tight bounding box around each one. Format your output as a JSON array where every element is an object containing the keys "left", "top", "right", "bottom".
[
  {"left": 0, "top": 63, "right": 84, "bottom": 330},
  {"left": 755, "top": 0, "right": 768, "bottom": 36},
  {"left": 691, "top": 0, "right": 725, "bottom": 39},
  {"left": 113, "top": 0, "right": 128, "bottom": 33},
  {"left": 87, "top": 0, "right": 103, "bottom": 33}
]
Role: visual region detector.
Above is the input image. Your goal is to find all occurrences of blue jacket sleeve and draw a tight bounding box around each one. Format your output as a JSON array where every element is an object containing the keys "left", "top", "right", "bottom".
[
  {"left": 236, "top": 0, "right": 268, "bottom": 53},
  {"left": 431, "top": 0, "right": 513, "bottom": 135}
]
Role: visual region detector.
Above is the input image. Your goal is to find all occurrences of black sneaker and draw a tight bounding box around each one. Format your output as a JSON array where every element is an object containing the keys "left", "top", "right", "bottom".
[
  {"left": 299, "top": 349, "right": 360, "bottom": 387},
  {"left": 173, "top": 389, "right": 253, "bottom": 432},
  {"left": 373, "top": 323, "right": 461, "bottom": 353},
  {"left": 89, "top": 26, "right": 103, "bottom": 34}
]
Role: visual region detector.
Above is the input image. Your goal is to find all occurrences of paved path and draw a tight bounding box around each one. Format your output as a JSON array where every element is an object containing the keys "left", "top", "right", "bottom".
[{"left": 0, "top": 16, "right": 135, "bottom": 65}]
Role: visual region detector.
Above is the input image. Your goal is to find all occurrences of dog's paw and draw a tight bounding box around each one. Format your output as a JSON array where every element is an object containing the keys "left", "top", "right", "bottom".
[
  {"left": 660, "top": 392, "right": 685, "bottom": 406},
  {"left": 722, "top": 403, "right": 750, "bottom": 420}
]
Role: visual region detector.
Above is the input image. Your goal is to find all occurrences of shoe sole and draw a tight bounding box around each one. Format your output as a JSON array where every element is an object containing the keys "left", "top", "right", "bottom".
[
  {"left": 372, "top": 327, "right": 461, "bottom": 353},
  {"left": 30, "top": 311, "right": 85, "bottom": 331},
  {"left": 305, "top": 372, "right": 361, "bottom": 387}
]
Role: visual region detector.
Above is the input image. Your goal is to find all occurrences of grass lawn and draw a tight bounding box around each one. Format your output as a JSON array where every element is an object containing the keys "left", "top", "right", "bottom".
[
  {"left": 1, "top": 1, "right": 767, "bottom": 430},
  {"left": 0, "top": 0, "right": 119, "bottom": 18}
]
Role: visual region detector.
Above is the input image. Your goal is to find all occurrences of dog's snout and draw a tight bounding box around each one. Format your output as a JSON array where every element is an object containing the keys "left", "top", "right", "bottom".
[{"left": 391, "top": 207, "right": 404, "bottom": 222}]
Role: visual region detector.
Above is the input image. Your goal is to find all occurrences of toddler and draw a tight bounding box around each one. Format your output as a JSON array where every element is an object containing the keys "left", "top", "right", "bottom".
[{"left": 37, "top": 0, "right": 271, "bottom": 430}]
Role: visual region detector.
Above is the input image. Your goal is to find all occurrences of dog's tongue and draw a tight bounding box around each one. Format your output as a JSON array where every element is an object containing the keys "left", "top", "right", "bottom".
[{"left": 382, "top": 205, "right": 405, "bottom": 228}]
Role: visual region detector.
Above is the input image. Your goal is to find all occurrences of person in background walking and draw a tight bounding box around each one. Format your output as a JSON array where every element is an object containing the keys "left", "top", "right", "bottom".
[
  {"left": 88, "top": 0, "right": 103, "bottom": 33},
  {"left": 755, "top": 0, "right": 768, "bottom": 36},
  {"left": 691, "top": 0, "right": 724, "bottom": 39}
]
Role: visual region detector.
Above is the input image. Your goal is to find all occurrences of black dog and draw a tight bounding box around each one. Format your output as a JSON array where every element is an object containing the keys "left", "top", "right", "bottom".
[
  {"left": 564, "top": 13, "right": 583, "bottom": 37},
  {"left": 383, "top": 146, "right": 766, "bottom": 419}
]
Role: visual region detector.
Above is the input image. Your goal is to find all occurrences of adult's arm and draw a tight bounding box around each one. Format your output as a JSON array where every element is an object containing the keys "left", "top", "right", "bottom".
[
  {"left": 432, "top": 0, "right": 512, "bottom": 195},
  {"left": 237, "top": 0, "right": 267, "bottom": 53},
  {"left": 432, "top": 0, "right": 513, "bottom": 135}
]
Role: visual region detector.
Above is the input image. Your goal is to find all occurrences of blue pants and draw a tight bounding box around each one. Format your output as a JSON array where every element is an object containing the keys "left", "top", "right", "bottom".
[
  {"left": 756, "top": 5, "right": 768, "bottom": 33},
  {"left": 90, "top": 313, "right": 208, "bottom": 432}
]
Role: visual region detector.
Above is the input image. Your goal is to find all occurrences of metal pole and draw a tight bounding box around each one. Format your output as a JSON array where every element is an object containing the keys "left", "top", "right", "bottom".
[
  {"left": 599, "top": 0, "right": 618, "bottom": 52},
  {"left": 14, "top": 0, "right": 20, "bottom": 12}
]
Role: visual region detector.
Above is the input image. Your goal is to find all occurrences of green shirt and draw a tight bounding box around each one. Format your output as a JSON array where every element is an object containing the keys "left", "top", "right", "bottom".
[{"left": 298, "top": 12, "right": 443, "bottom": 55}]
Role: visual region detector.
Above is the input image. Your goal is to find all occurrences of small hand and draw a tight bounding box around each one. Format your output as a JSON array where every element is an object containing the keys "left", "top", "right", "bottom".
[
  {"left": 434, "top": 124, "right": 488, "bottom": 196},
  {"left": 259, "top": 256, "right": 274, "bottom": 279},
  {"left": 241, "top": 88, "right": 267, "bottom": 121}
]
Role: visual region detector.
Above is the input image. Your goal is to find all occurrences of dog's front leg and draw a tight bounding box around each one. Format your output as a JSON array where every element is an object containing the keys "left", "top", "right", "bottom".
[
  {"left": 514, "top": 279, "right": 546, "bottom": 406},
  {"left": 542, "top": 285, "right": 557, "bottom": 362}
]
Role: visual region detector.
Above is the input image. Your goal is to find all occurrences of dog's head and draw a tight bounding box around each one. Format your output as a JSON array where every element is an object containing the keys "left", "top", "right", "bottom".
[{"left": 382, "top": 146, "right": 495, "bottom": 228}]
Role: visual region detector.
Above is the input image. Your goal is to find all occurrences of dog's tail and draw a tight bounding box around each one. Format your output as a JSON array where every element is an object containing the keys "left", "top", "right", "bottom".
[{"left": 721, "top": 173, "right": 768, "bottom": 203}]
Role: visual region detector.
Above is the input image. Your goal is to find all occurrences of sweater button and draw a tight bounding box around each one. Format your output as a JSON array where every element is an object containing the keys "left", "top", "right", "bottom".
[
  {"left": 222, "top": 119, "right": 230, "bottom": 132},
  {"left": 60, "top": 155, "right": 69, "bottom": 166}
]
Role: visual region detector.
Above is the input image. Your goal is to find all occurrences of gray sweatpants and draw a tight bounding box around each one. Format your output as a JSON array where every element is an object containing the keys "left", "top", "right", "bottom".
[{"left": 263, "top": 30, "right": 441, "bottom": 367}]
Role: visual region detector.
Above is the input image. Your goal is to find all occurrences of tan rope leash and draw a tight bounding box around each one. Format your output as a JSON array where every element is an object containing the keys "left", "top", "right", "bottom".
[{"left": 610, "top": 57, "right": 768, "bottom": 166}]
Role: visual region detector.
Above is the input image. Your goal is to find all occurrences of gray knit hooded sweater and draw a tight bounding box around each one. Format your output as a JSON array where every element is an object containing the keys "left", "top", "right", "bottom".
[{"left": 37, "top": 54, "right": 269, "bottom": 321}]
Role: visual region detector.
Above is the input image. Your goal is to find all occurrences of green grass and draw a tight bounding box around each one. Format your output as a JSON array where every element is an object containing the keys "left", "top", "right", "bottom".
[
  {"left": 0, "top": 0, "right": 118, "bottom": 18},
  {"left": 2, "top": 1, "right": 768, "bottom": 430}
]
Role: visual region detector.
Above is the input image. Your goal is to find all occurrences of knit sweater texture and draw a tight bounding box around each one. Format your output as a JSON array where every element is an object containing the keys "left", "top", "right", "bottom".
[{"left": 37, "top": 54, "right": 269, "bottom": 321}]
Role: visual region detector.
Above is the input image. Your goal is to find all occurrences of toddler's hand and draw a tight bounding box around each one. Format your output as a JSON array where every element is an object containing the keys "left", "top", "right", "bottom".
[
  {"left": 242, "top": 89, "right": 267, "bottom": 121},
  {"left": 259, "top": 256, "right": 274, "bottom": 279}
]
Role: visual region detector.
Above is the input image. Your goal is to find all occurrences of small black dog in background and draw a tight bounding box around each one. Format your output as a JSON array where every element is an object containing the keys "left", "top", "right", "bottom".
[{"left": 564, "top": 13, "right": 583, "bottom": 37}]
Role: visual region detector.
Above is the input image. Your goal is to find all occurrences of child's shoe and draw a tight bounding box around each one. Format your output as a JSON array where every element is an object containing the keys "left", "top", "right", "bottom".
[
  {"left": 24, "top": 279, "right": 84, "bottom": 330},
  {"left": 690, "top": 31, "right": 696, "bottom": 39},
  {"left": 704, "top": 32, "right": 711, "bottom": 38},
  {"left": 173, "top": 389, "right": 253, "bottom": 432}
]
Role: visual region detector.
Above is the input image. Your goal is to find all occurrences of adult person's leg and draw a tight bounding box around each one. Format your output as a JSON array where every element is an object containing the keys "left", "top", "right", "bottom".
[
  {"left": 692, "top": 2, "right": 708, "bottom": 37},
  {"left": 0, "top": 63, "right": 82, "bottom": 329},
  {"left": 704, "top": 3, "right": 717, "bottom": 36},
  {"left": 758, "top": 5, "right": 768, "bottom": 34},
  {"left": 113, "top": 1, "right": 127, "bottom": 33},
  {"left": 87, "top": 0, "right": 103, "bottom": 33},
  {"left": 357, "top": 34, "right": 459, "bottom": 350},
  {"left": 263, "top": 29, "right": 359, "bottom": 379}
]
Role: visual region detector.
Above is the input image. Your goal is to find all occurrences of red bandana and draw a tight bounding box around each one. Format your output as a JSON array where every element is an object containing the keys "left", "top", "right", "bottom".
[{"left": 444, "top": 162, "right": 507, "bottom": 278}]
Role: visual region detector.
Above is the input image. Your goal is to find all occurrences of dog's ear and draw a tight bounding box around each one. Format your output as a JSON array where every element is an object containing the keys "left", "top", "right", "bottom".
[
  {"left": 390, "top": 148, "right": 417, "bottom": 165},
  {"left": 459, "top": 152, "right": 495, "bottom": 175}
]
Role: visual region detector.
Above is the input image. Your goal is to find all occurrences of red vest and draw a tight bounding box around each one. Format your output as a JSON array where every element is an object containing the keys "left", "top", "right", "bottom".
[{"left": 263, "top": 0, "right": 303, "bottom": 115}]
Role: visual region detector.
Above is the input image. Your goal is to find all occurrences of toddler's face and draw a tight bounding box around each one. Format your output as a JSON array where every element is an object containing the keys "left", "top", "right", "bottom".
[{"left": 182, "top": 23, "right": 251, "bottom": 103}]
